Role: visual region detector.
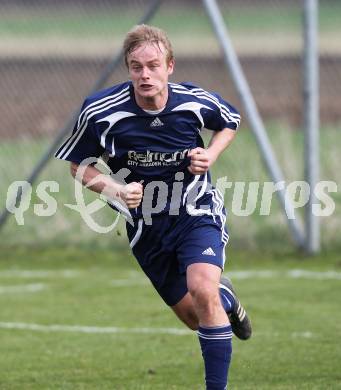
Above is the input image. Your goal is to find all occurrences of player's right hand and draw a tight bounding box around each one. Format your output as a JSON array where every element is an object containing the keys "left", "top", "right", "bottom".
[{"left": 119, "top": 182, "right": 144, "bottom": 209}]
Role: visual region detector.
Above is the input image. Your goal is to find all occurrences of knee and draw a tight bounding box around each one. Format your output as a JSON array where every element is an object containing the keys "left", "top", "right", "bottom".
[
  {"left": 188, "top": 281, "right": 221, "bottom": 315},
  {"left": 186, "top": 263, "right": 223, "bottom": 319}
]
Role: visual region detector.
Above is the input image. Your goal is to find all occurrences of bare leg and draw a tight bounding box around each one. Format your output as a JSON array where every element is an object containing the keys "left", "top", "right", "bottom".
[
  {"left": 175, "top": 263, "right": 232, "bottom": 389},
  {"left": 171, "top": 292, "right": 198, "bottom": 330},
  {"left": 171, "top": 263, "right": 230, "bottom": 328},
  {"left": 187, "top": 263, "right": 229, "bottom": 326}
]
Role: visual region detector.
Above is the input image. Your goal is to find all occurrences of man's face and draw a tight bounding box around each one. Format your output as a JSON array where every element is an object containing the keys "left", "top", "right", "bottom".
[{"left": 127, "top": 42, "right": 174, "bottom": 104}]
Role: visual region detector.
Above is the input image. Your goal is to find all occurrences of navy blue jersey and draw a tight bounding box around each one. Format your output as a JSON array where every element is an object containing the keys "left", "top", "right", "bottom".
[{"left": 55, "top": 81, "right": 240, "bottom": 219}]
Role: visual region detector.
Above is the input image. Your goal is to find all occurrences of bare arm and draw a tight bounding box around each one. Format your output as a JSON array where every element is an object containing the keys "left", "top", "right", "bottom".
[
  {"left": 188, "top": 127, "right": 236, "bottom": 175},
  {"left": 70, "top": 162, "right": 143, "bottom": 209}
]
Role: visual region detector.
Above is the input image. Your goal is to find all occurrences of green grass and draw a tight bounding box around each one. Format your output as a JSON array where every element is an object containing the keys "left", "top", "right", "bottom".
[
  {"left": 0, "top": 3, "right": 340, "bottom": 38},
  {"left": 0, "top": 245, "right": 340, "bottom": 389}
]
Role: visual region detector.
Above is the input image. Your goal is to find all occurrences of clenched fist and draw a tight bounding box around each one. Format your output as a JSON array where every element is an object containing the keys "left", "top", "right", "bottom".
[
  {"left": 119, "top": 182, "right": 144, "bottom": 209},
  {"left": 187, "top": 147, "right": 214, "bottom": 175}
]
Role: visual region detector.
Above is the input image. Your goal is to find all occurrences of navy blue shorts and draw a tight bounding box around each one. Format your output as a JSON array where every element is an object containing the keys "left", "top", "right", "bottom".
[{"left": 126, "top": 194, "right": 229, "bottom": 306}]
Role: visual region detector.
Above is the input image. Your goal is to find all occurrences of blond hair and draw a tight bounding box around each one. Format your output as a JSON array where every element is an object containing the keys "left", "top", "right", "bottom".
[{"left": 123, "top": 24, "right": 174, "bottom": 67}]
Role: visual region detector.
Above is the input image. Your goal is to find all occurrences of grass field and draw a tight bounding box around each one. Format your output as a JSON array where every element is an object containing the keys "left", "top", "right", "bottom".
[
  {"left": 1, "top": 3, "right": 341, "bottom": 37},
  {"left": 0, "top": 245, "right": 340, "bottom": 389},
  {"left": 1, "top": 3, "right": 341, "bottom": 57}
]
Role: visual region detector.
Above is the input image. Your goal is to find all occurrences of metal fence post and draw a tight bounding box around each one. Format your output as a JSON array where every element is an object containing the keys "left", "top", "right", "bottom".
[
  {"left": 303, "top": 0, "right": 320, "bottom": 253},
  {"left": 202, "top": 0, "right": 305, "bottom": 249}
]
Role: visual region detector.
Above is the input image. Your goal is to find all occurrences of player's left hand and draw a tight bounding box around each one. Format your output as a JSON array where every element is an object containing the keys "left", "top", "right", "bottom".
[{"left": 187, "top": 147, "right": 214, "bottom": 175}]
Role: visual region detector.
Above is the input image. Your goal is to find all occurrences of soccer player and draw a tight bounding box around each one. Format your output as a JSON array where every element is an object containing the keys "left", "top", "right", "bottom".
[{"left": 55, "top": 24, "right": 251, "bottom": 389}]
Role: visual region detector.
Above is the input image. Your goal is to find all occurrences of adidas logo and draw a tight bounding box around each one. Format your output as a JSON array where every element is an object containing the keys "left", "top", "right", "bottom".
[
  {"left": 150, "top": 117, "right": 164, "bottom": 127},
  {"left": 202, "top": 247, "right": 216, "bottom": 256}
]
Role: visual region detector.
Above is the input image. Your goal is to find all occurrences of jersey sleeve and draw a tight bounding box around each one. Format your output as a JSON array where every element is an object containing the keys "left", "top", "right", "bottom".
[
  {"left": 203, "top": 92, "right": 241, "bottom": 131},
  {"left": 54, "top": 99, "right": 105, "bottom": 164}
]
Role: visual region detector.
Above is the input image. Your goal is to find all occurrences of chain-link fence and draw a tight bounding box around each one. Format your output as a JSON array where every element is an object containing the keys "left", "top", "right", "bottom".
[{"left": 0, "top": 0, "right": 340, "bottom": 250}]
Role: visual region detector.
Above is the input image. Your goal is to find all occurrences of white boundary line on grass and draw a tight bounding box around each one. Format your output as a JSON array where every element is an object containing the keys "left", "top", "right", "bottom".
[
  {"left": 0, "top": 322, "right": 193, "bottom": 336},
  {"left": 0, "top": 270, "right": 79, "bottom": 278},
  {"left": 110, "top": 269, "right": 341, "bottom": 287},
  {"left": 1, "top": 269, "right": 339, "bottom": 284},
  {"left": 111, "top": 279, "right": 149, "bottom": 287},
  {"left": 0, "top": 283, "right": 46, "bottom": 293},
  {"left": 227, "top": 269, "right": 341, "bottom": 280},
  {"left": 0, "top": 322, "right": 316, "bottom": 339}
]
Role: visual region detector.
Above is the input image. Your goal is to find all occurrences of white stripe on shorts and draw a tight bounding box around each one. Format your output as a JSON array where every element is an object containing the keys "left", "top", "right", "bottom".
[{"left": 129, "top": 219, "right": 143, "bottom": 249}]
